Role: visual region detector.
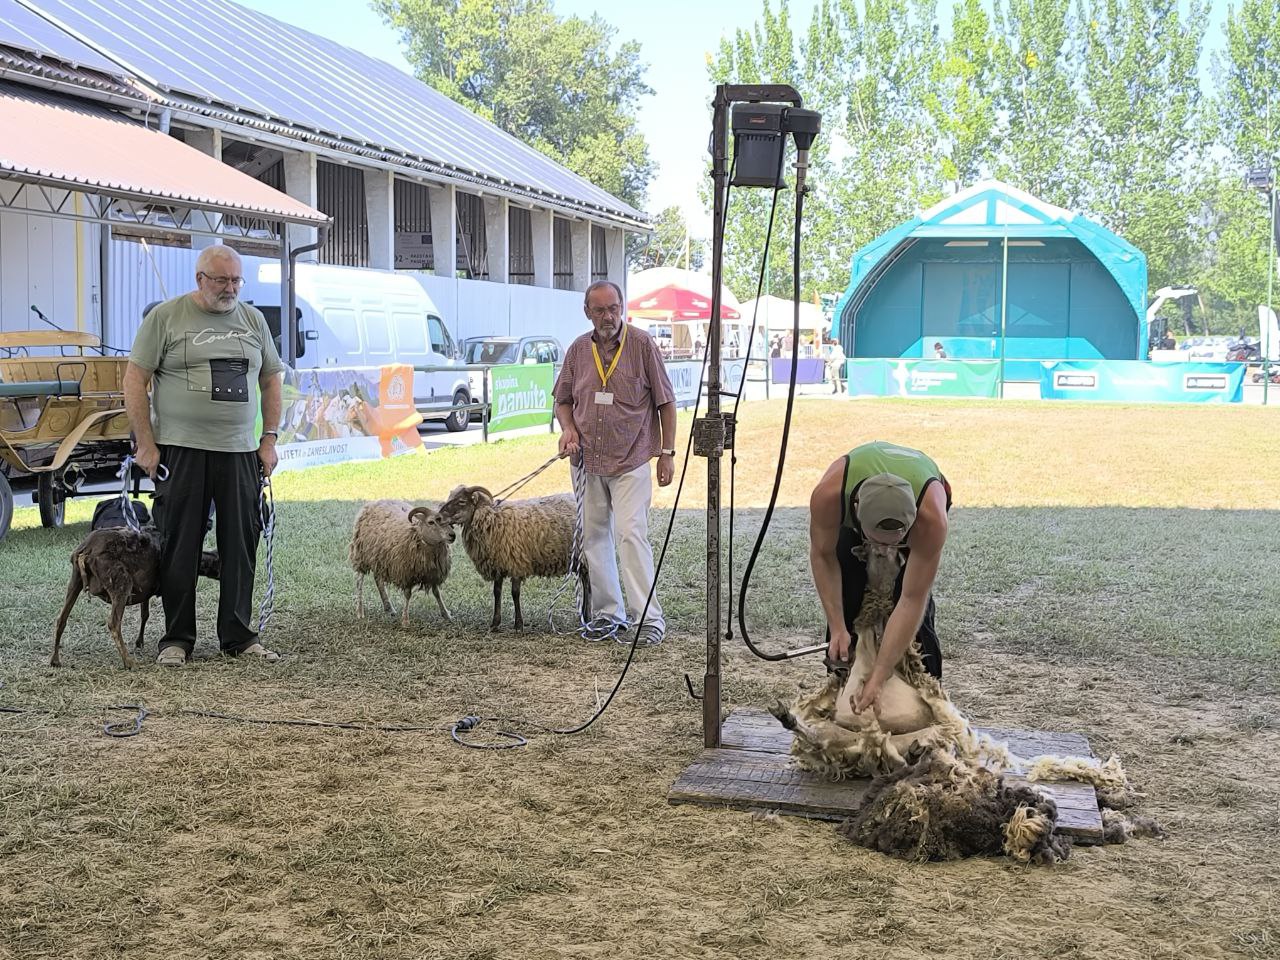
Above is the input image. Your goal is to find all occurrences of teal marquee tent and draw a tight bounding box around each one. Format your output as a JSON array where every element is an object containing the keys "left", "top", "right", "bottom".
[{"left": 832, "top": 181, "right": 1148, "bottom": 377}]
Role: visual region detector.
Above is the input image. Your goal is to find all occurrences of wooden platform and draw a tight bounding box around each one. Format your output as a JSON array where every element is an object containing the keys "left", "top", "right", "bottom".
[{"left": 668, "top": 708, "right": 1104, "bottom": 843}]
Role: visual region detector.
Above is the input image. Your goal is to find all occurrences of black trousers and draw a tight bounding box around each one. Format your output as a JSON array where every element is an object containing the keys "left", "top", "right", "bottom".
[
  {"left": 835, "top": 525, "right": 943, "bottom": 679},
  {"left": 154, "top": 446, "right": 262, "bottom": 655}
]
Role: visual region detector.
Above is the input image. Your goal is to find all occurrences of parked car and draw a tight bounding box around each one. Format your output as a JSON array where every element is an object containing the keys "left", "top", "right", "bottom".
[
  {"left": 462, "top": 335, "right": 563, "bottom": 367},
  {"left": 461, "top": 335, "right": 563, "bottom": 422}
]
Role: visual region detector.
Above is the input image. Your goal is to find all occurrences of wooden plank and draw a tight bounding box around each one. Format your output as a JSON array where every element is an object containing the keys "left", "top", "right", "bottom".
[{"left": 672, "top": 708, "right": 1104, "bottom": 843}]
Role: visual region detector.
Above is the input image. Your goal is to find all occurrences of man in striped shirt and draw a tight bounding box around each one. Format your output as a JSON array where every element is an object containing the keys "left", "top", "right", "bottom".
[{"left": 554, "top": 281, "right": 677, "bottom": 645}]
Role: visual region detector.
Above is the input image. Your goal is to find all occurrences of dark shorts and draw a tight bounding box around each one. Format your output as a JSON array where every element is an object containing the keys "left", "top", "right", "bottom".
[{"left": 834, "top": 524, "right": 942, "bottom": 680}]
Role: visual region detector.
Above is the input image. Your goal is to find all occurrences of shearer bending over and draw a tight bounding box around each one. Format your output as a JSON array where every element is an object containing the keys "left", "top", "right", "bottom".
[{"left": 809, "top": 441, "right": 952, "bottom": 715}]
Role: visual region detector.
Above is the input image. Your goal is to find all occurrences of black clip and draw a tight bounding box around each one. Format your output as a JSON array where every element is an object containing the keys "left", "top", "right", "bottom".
[{"left": 684, "top": 674, "right": 703, "bottom": 701}]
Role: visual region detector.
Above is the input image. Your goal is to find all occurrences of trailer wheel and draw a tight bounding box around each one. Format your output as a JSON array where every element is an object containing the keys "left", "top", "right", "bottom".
[
  {"left": 0, "top": 473, "right": 13, "bottom": 542},
  {"left": 37, "top": 472, "right": 65, "bottom": 529}
]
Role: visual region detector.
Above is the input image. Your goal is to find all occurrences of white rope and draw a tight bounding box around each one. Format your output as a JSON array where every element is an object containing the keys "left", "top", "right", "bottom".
[
  {"left": 254, "top": 478, "right": 275, "bottom": 634},
  {"left": 115, "top": 455, "right": 166, "bottom": 533},
  {"left": 547, "top": 453, "right": 622, "bottom": 642}
]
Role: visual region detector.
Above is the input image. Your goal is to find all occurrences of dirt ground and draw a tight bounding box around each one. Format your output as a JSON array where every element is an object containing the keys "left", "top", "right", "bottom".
[{"left": 2, "top": 631, "right": 1276, "bottom": 960}]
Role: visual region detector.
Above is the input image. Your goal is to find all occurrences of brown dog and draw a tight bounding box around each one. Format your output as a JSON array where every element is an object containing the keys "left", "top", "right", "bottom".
[{"left": 51, "top": 526, "right": 220, "bottom": 669}]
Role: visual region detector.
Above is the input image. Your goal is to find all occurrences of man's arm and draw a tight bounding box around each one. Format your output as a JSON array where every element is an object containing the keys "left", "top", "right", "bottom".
[
  {"left": 809, "top": 460, "right": 851, "bottom": 661},
  {"left": 122, "top": 362, "right": 160, "bottom": 479},
  {"left": 854, "top": 483, "right": 948, "bottom": 712},
  {"left": 555, "top": 402, "right": 580, "bottom": 458},
  {"left": 655, "top": 401, "right": 676, "bottom": 486},
  {"left": 258, "top": 370, "right": 283, "bottom": 477}
]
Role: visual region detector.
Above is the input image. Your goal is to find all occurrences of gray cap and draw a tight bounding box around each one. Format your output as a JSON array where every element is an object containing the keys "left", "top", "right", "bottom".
[{"left": 856, "top": 473, "right": 916, "bottom": 540}]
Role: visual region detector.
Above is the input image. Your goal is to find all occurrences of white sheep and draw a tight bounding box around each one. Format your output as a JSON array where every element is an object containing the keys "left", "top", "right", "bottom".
[
  {"left": 349, "top": 500, "right": 454, "bottom": 628},
  {"left": 438, "top": 484, "right": 590, "bottom": 631}
]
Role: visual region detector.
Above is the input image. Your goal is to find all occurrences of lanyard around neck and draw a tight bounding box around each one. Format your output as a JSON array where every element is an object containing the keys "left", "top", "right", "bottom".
[{"left": 591, "top": 324, "right": 628, "bottom": 390}]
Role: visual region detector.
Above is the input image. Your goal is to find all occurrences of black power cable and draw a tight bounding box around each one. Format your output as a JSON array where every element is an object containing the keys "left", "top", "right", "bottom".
[{"left": 735, "top": 180, "right": 812, "bottom": 661}]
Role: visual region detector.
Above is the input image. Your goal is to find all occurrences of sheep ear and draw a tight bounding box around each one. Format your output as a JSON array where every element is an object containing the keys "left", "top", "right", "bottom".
[{"left": 471, "top": 486, "right": 493, "bottom": 504}]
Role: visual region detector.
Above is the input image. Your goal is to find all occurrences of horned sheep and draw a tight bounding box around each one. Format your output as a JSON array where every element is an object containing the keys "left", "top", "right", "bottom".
[
  {"left": 438, "top": 484, "right": 590, "bottom": 631},
  {"left": 349, "top": 500, "right": 454, "bottom": 627}
]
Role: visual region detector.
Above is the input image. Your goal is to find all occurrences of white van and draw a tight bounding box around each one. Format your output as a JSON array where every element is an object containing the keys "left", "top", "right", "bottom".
[{"left": 247, "top": 263, "right": 472, "bottom": 431}]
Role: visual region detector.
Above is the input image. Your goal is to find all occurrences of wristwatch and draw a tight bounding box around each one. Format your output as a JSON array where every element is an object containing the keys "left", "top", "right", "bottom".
[
  {"left": 262, "top": 430, "right": 279, "bottom": 441},
  {"left": 660, "top": 447, "right": 676, "bottom": 456}
]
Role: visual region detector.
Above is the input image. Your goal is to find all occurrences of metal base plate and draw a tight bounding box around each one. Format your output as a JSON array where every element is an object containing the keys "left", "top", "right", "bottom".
[{"left": 668, "top": 708, "right": 1104, "bottom": 842}]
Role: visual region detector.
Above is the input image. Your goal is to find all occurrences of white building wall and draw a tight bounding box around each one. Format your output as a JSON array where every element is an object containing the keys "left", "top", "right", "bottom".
[{"left": 0, "top": 189, "right": 101, "bottom": 346}]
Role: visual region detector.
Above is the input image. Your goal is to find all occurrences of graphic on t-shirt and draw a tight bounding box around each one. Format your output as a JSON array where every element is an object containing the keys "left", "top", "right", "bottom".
[
  {"left": 183, "top": 326, "right": 252, "bottom": 399},
  {"left": 210, "top": 357, "right": 250, "bottom": 402}
]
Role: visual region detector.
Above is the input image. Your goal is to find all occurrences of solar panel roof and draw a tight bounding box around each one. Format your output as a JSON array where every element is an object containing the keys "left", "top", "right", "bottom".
[
  {"left": 14, "top": 0, "right": 647, "bottom": 225},
  {"left": 0, "top": 0, "right": 124, "bottom": 73}
]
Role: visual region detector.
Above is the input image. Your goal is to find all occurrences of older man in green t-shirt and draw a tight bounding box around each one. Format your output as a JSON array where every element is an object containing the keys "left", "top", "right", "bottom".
[{"left": 123, "top": 244, "right": 284, "bottom": 666}]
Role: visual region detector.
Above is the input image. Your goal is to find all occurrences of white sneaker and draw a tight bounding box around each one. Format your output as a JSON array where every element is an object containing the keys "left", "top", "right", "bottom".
[{"left": 156, "top": 646, "right": 187, "bottom": 667}]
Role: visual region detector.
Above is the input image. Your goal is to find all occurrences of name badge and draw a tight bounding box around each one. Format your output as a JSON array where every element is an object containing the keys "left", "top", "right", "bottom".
[{"left": 594, "top": 391, "right": 614, "bottom": 406}]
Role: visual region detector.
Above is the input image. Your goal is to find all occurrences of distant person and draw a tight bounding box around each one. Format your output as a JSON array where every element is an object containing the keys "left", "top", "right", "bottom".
[
  {"left": 123, "top": 243, "right": 283, "bottom": 667},
  {"left": 933, "top": 341, "right": 948, "bottom": 360},
  {"left": 826, "top": 339, "right": 847, "bottom": 394},
  {"left": 770, "top": 337, "right": 782, "bottom": 359},
  {"left": 1160, "top": 332, "right": 1176, "bottom": 351},
  {"left": 554, "top": 281, "right": 677, "bottom": 646}
]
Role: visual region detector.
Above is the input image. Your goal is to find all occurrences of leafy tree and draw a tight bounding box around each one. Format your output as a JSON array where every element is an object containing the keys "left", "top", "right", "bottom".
[
  {"left": 990, "top": 0, "right": 1082, "bottom": 206},
  {"left": 631, "top": 205, "right": 705, "bottom": 271},
  {"left": 373, "top": 0, "right": 654, "bottom": 207},
  {"left": 1209, "top": 0, "right": 1280, "bottom": 331},
  {"left": 925, "top": 0, "right": 1000, "bottom": 191}
]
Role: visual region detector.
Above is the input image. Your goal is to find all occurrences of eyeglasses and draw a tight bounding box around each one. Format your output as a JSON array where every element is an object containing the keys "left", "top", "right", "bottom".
[
  {"left": 587, "top": 304, "right": 622, "bottom": 319},
  {"left": 199, "top": 272, "right": 245, "bottom": 288}
]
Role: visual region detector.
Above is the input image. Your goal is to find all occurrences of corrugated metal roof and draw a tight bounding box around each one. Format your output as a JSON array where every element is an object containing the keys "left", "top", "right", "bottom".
[
  {"left": 16, "top": 0, "right": 648, "bottom": 227},
  {"left": 0, "top": 0, "right": 123, "bottom": 73},
  {"left": 0, "top": 81, "right": 329, "bottom": 225}
]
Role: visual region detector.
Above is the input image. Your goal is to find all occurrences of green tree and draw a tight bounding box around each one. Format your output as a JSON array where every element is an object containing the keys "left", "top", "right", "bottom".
[
  {"left": 1072, "top": 0, "right": 1210, "bottom": 295},
  {"left": 925, "top": 0, "right": 1000, "bottom": 191},
  {"left": 373, "top": 0, "right": 654, "bottom": 207},
  {"left": 991, "top": 0, "right": 1082, "bottom": 205},
  {"left": 1208, "top": 0, "right": 1280, "bottom": 330},
  {"left": 631, "top": 206, "right": 705, "bottom": 271}
]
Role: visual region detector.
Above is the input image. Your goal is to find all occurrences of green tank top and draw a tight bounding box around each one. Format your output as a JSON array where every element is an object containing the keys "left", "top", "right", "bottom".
[{"left": 841, "top": 441, "right": 945, "bottom": 531}]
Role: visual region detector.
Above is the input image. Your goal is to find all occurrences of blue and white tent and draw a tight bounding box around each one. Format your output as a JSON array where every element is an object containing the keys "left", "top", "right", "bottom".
[{"left": 832, "top": 181, "right": 1148, "bottom": 374}]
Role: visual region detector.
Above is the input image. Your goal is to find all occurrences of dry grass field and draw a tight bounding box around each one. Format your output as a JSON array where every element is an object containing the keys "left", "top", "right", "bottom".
[{"left": 2, "top": 398, "right": 1278, "bottom": 960}]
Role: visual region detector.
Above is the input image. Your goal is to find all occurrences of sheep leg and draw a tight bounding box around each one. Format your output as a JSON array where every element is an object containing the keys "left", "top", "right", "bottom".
[
  {"left": 432, "top": 585, "right": 451, "bottom": 622},
  {"left": 136, "top": 599, "right": 149, "bottom": 651},
  {"left": 490, "top": 576, "right": 504, "bottom": 630},
  {"left": 355, "top": 571, "right": 365, "bottom": 619},
  {"left": 400, "top": 587, "right": 414, "bottom": 628},
  {"left": 51, "top": 565, "right": 86, "bottom": 668},
  {"left": 375, "top": 576, "right": 393, "bottom": 615},
  {"left": 107, "top": 597, "right": 134, "bottom": 670},
  {"left": 511, "top": 578, "right": 524, "bottom": 632}
]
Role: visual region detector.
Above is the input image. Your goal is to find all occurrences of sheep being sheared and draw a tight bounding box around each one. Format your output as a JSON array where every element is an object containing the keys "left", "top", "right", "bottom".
[
  {"left": 771, "top": 540, "right": 1156, "bottom": 863},
  {"left": 439, "top": 484, "right": 589, "bottom": 631},
  {"left": 51, "top": 525, "right": 221, "bottom": 670}
]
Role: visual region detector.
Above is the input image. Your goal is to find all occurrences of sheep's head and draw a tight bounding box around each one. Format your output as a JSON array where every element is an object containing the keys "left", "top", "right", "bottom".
[
  {"left": 408, "top": 505, "right": 456, "bottom": 546},
  {"left": 438, "top": 485, "right": 494, "bottom": 527}
]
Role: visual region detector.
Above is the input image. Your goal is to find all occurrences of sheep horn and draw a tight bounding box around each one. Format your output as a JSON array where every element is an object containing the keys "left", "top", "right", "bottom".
[{"left": 407, "top": 507, "right": 433, "bottom": 523}]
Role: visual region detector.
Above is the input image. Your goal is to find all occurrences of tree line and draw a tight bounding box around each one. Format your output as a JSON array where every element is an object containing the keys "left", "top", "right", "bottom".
[
  {"left": 707, "top": 0, "right": 1279, "bottom": 334},
  {"left": 379, "top": 0, "right": 1274, "bottom": 332}
]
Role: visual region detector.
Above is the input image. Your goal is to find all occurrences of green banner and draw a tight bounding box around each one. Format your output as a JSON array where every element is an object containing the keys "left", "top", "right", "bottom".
[
  {"left": 845, "top": 359, "right": 1001, "bottom": 398},
  {"left": 489, "top": 362, "right": 555, "bottom": 434}
]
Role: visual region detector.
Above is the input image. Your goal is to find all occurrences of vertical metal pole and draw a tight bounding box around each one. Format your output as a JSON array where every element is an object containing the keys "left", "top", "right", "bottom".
[
  {"left": 998, "top": 231, "right": 1009, "bottom": 398},
  {"left": 1266, "top": 185, "right": 1275, "bottom": 406},
  {"left": 703, "top": 86, "right": 729, "bottom": 748},
  {"left": 482, "top": 369, "right": 490, "bottom": 443}
]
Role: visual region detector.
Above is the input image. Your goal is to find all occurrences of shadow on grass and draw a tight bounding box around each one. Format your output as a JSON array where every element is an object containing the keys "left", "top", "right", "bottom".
[{"left": 3, "top": 501, "right": 1277, "bottom": 696}]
